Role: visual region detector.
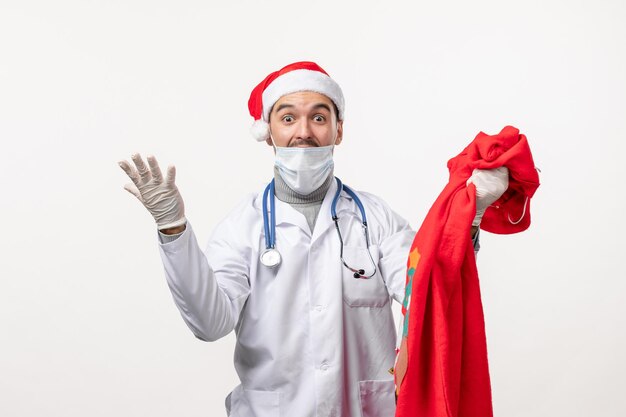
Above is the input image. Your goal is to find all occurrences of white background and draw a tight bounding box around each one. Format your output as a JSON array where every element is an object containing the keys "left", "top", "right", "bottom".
[{"left": 1, "top": 0, "right": 625, "bottom": 416}]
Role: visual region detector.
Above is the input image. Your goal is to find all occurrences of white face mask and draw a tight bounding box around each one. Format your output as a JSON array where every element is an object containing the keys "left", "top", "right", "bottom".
[{"left": 274, "top": 145, "right": 334, "bottom": 195}]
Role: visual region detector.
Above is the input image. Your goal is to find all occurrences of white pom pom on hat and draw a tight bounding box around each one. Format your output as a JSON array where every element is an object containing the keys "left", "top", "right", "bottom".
[
  {"left": 247, "top": 61, "right": 345, "bottom": 142},
  {"left": 250, "top": 119, "right": 270, "bottom": 142}
]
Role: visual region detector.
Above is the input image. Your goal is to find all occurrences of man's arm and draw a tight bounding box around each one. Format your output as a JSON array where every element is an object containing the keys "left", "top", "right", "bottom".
[
  {"left": 119, "top": 154, "right": 250, "bottom": 341},
  {"left": 158, "top": 221, "right": 251, "bottom": 342}
]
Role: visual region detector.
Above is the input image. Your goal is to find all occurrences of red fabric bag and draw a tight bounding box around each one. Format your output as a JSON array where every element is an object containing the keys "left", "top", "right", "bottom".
[{"left": 395, "top": 125, "right": 540, "bottom": 417}]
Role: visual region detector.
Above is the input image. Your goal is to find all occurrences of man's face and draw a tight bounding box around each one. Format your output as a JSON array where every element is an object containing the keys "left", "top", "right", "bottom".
[{"left": 267, "top": 91, "right": 343, "bottom": 148}]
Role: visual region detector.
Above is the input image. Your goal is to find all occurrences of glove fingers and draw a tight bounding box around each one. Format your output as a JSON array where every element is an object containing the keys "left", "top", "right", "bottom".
[
  {"left": 165, "top": 165, "right": 177, "bottom": 185},
  {"left": 468, "top": 168, "right": 509, "bottom": 192},
  {"left": 494, "top": 166, "right": 509, "bottom": 175},
  {"left": 118, "top": 160, "right": 141, "bottom": 186},
  {"left": 131, "top": 153, "right": 152, "bottom": 183},
  {"left": 123, "top": 183, "right": 144, "bottom": 202},
  {"left": 147, "top": 155, "right": 163, "bottom": 183},
  {"left": 493, "top": 166, "right": 510, "bottom": 187}
]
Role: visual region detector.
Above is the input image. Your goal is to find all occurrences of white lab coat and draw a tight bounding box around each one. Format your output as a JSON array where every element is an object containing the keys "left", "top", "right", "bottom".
[{"left": 158, "top": 178, "right": 415, "bottom": 417}]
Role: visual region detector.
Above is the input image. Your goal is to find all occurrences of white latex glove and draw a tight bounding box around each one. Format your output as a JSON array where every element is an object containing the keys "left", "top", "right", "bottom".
[
  {"left": 118, "top": 153, "right": 186, "bottom": 230},
  {"left": 466, "top": 166, "right": 509, "bottom": 226}
]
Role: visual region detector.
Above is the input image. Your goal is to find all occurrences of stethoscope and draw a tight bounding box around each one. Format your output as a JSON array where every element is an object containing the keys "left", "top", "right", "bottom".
[{"left": 260, "top": 177, "right": 378, "bottom": 279}]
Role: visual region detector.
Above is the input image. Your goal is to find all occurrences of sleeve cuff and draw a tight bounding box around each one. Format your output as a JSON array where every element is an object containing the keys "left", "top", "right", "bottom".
[
  {"left": 472, "top": 228, "right": 481, "bottom": 252},
  {"left": 158, "top": 228, "right": 185, "bottom": 244}
]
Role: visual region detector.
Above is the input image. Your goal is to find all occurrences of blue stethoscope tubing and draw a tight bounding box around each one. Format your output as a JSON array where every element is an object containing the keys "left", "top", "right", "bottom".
[
  {"left": 261, "top": 177, "right": 377, "bottom": 279},
  {"left": 260, "top": 180, "right": 280, "bottom": 267}
]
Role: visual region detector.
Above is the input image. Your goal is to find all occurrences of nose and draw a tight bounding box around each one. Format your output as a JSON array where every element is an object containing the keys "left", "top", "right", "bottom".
[{"left": 295, "top": 118, "right": 313, "bottom": 140}]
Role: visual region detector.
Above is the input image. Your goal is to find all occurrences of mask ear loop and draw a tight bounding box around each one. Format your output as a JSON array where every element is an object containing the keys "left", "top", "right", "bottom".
[
  {"left": 508, "top": 196, "right": 529, "bottom": 225},
  {"left": 269, "top": 130, "right": 277, "bottom": 150}
]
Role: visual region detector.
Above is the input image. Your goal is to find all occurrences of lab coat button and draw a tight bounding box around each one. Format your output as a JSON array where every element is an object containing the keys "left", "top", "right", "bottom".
[
  {"left": 314, "top": 305, "right": 323, "bottom": 311},
  {"left": 320, "top": 362, "right": 329, "bottom": 371}
]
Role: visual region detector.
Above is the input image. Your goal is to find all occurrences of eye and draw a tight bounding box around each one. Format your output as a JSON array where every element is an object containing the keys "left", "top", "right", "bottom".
[
  {"left": 282, "top": 115, "right": 294, "bottom": 123},
  {"left": 313, "top": 114, "right": 326, "bottom": 122}
]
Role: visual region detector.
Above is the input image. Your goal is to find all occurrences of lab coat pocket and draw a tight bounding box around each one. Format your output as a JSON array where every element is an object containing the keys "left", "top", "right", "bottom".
[
  {"left": 229, "top": 385, "right": 280, "bottom": 417},
  {"left": 341, "top": 245, "right": 389, "bottom": 307},
  {"left": 358, "top": 379, "right": 396, "bottom": 417}
]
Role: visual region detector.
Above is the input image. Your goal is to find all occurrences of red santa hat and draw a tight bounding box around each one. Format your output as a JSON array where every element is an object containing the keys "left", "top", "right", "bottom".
[{"left": 247, "top": 61, "right": 345, "bottom": 142}]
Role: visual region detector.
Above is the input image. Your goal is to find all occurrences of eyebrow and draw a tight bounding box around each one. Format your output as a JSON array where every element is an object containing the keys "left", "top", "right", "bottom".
[
  {"left": 312, "top": 103, "right": 332, "bottom": 113},
  {"left": 274, "top": 103, "right": 294, "bottom": 113},
  {"left": 273, "top": 102, "right": 333, "bottom": 114}
]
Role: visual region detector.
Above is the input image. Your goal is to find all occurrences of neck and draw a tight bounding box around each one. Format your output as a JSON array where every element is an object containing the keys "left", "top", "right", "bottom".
[{"left": 273, "top": 166, "right": 334, "bottom": 204}]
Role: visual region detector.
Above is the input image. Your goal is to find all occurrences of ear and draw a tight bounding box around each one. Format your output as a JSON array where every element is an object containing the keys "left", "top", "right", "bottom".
[
  {"left": 265, "top": 136, "right": 273, "bottom": 146},
  {"left": 334, "top": 120, "right": 344, "bottom": 146}
]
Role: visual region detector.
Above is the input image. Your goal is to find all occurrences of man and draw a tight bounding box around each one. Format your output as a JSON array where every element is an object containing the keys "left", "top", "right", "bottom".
[{"left": 118, "top": 61, "right": 508, "bottom": 417}]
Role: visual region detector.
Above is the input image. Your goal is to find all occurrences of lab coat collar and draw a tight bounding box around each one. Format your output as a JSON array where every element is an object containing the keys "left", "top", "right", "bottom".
[{"left": 253, "top": 176, "right": 353, "bottom": 242}]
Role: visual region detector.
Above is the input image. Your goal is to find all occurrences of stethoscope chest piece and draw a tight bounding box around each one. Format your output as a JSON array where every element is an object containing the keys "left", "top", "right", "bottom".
[{"left": 260, "top": 248, "right": 281, "bottom": 268}]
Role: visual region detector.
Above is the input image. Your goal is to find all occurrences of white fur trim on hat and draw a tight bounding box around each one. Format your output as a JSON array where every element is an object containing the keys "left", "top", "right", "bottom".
[
  {"left": 261, "top": 69, "right": 345, "bottom": 122},
  {"left": 250, "top": 119, "right": 270, "bottom": 142}
]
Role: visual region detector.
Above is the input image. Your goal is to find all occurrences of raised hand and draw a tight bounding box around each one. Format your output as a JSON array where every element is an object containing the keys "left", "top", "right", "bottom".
[{"left": 118, "top": 153, "right": 186, "bottom": 230}]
